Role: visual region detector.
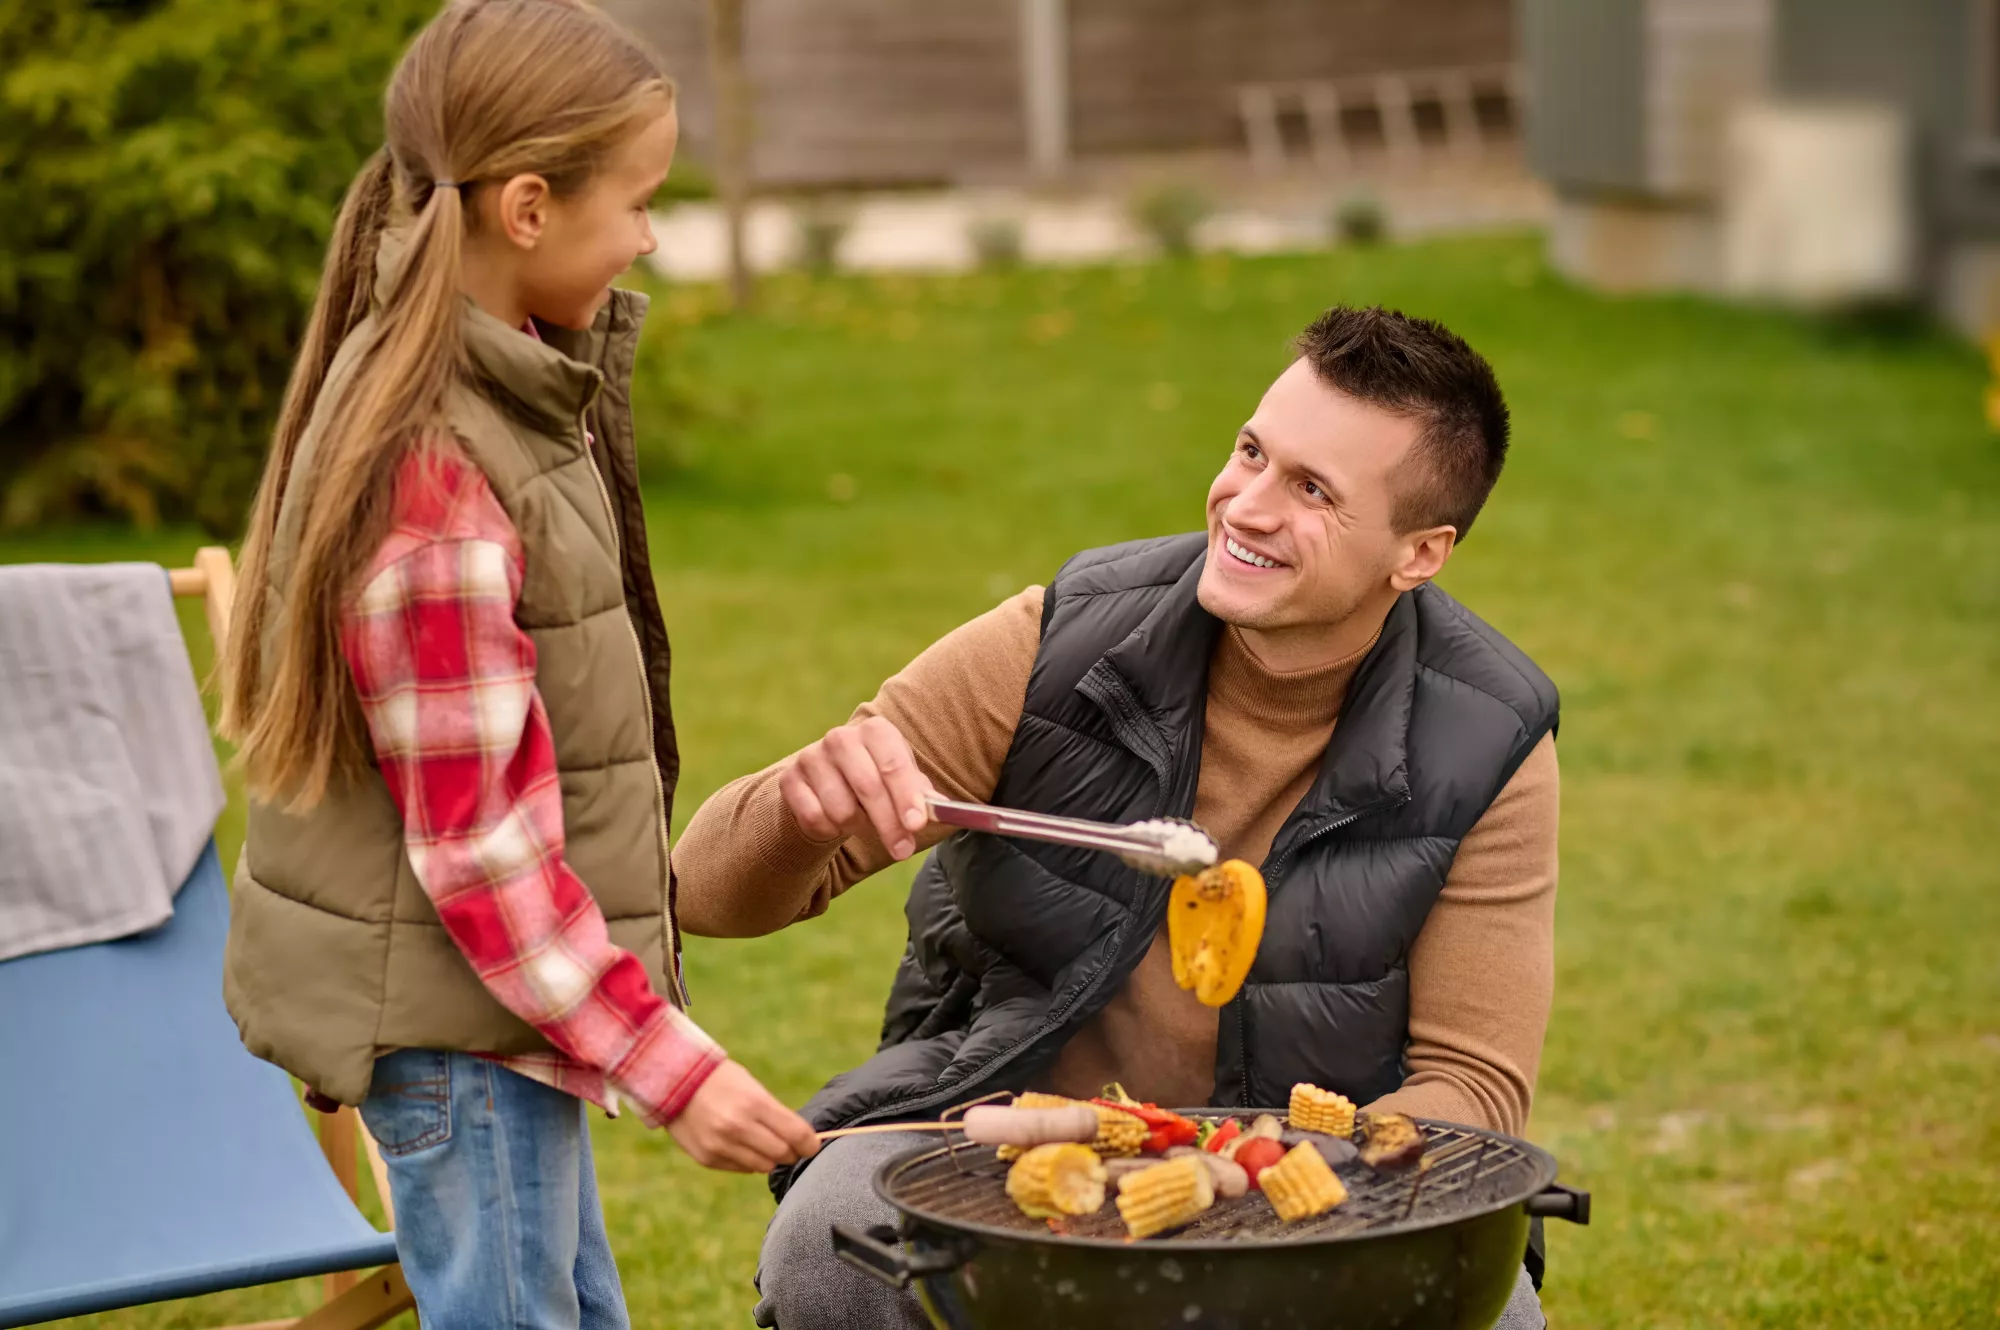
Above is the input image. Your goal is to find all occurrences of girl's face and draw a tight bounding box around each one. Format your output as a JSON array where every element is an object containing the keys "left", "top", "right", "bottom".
[
  {"left": 475, "top": 107, "right": 679, "bottom": 332},
  {"left": 527, "top": 107, "right": 678, "bottom": 328}
]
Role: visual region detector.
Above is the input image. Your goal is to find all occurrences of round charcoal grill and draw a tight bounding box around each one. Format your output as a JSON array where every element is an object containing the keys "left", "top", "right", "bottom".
[{"left": 833, "top": 1114, "right": 1590, "bottom": 1330}]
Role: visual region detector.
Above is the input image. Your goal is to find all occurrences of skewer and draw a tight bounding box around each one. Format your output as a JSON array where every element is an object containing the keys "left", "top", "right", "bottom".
[
  {"left": 940, "top": 1090, "right": 1013, "bottom": 1172},
  {"left": 816, "top": 1121, "right": 960, "bottom": 1141}
]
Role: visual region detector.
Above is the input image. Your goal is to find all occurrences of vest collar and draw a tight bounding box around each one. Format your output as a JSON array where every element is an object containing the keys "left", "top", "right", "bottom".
[
  {"left": 372, "top": 229, "right": 626, "bottom": 435},
  {"left": 1084, "top": 542, "right": 1415, "bottom": 827},
  {"left": 1300, "top": 590, "right": 1416, "bottom": 823},
  {"left": 1082, "top": 552, "right": 1223, "bottom": 784}
]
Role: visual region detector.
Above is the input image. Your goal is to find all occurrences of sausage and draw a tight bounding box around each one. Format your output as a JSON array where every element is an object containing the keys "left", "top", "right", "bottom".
[
  {"left": 1107, "top": 1157, "right": 1158, "bottom": 1187},
  {"left": 1166, "top": 1145, "right": 1250, "bottom": 1198},
  {"left": 962, "top": 1104, "right": 1100, "bottom": 1149},
  {"left": 1200, "top": 1152, "right": 1251, "bottom": 1198}
]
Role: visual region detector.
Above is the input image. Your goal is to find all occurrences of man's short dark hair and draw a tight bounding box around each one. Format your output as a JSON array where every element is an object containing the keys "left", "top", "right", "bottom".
[{"left": 1293, "top": 305, "right": 1510, "bottom": 538}]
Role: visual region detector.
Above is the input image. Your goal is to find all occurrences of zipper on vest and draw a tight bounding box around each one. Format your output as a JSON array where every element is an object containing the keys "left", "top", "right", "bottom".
[
  {"left": 579, "top": 410, "right": 687, "bottom": 1006},
  {"left": 831, "top": 670, "right": 1195, "bottom": 1131},
  {"left": 1233, "top": 791, "right": 1411, "bottom": 1106}
]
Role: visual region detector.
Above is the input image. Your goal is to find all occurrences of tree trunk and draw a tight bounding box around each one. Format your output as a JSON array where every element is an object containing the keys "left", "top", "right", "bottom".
[{"left": 706, "top": 0, "right": 753, "bottom": 311}]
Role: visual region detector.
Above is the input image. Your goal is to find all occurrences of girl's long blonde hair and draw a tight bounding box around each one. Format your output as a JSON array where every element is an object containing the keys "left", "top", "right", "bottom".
[{"left": 220, "top": 0, "right": 670, "bottom": 809}]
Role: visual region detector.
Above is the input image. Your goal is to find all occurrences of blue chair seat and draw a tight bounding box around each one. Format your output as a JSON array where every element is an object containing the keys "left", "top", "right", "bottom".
[{"left": 0, "top": 844, "right": 399, "bottom": 1327}]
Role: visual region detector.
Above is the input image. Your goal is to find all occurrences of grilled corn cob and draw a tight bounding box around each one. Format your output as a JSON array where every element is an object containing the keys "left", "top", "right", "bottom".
[
  {"left": 1288, "top": 1083, "right": 1356, "bottom": 1137},
  {"left": 1089, "top": 1103, "right": 1149, "bottom": 1157},
  {"left": 1115, "top": 1154, "right": 1216, "bottom": 1239},
  {"left": 1006, "top": 1143, "right": 1108, "bottom": 1220},
  {"left": 997, "top": 1093, "right": 1148, "bottom": 1160},
  {"left": 1260, "top": 1141, "right": 1348, "bottom": 1223}
]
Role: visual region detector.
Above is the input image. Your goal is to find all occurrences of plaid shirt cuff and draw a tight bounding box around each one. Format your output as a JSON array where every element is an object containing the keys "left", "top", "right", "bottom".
[{"left": 608, "top": 1007, "right": 729, "bottom": 1127}]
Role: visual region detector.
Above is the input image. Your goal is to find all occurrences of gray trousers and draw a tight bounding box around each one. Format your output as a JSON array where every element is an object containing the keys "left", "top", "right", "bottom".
[{"left": 754, "top": 1132, "right": 1546, "bottom": 1330}]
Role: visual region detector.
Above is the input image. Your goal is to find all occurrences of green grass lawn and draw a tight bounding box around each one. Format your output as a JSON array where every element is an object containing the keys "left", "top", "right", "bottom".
[{"left": 11, "top": 234, "right": 1999, "bottom": 1328}]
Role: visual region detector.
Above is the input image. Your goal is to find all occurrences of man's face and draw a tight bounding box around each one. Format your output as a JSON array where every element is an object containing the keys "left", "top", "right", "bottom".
[{"left": 1197, "top": 358, "right": 1437, "bottom": 635}]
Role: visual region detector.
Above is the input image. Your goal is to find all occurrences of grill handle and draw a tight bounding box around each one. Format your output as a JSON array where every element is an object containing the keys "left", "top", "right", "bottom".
[
  {"left": 1524, "top": 1182, "right": 1591, "bottom": 1225},
  {"left": 831, "top": 1223, "right": 973, "bottom": 1290}
]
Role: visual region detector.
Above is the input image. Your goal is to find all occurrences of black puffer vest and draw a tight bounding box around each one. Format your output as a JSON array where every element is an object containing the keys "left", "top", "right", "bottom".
[{"left": 777, "top": 534, "right": 1557, "bottom": 1199}]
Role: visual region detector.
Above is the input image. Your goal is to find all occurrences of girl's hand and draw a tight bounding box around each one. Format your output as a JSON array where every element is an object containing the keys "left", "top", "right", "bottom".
[
  {"left": 778, "top": 715, "right": 935, "bottom": 859},
  {"left": 667, "top": 1060, "right": 821, "bottom": 1173}
]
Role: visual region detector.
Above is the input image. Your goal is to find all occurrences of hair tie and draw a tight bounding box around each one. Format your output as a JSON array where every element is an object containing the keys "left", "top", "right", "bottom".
[{"left": 434, "top": 180, "right": 464, "bottom": 190}]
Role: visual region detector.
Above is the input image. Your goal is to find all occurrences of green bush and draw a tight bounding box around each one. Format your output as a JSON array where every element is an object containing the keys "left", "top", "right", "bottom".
[
  {"left": 0, "top": 0, "right": 435, "bottom": 534},
  {"left": 1130, "top": 182, "right": 1211, "bottom": 258},
  {"left": 793, "top": 200, "right": 852, "bottom": 276},
  {"left": 966, "top": 213, "right": 1024, "bottom": 269},
  {"left": 1332, "top": 192, "right": 1389, "bottom": 246}
]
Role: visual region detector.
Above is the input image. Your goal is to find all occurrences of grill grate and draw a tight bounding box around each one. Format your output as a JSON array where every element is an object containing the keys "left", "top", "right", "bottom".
[{"left": 882, "top": 1119, "right": 1549, "bottom": 1246}]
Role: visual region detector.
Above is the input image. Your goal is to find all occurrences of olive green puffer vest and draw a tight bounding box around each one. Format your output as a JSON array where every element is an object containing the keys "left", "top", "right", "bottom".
[{"left": 223, "top": 257, "right": 682, "bottom": 1106}]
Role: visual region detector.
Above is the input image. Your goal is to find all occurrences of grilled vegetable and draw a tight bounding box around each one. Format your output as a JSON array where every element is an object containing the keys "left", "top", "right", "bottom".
[
  {"left": 1358, "top": 1112, "right": 1426, "bottom": 1173},
  {"left": 1005, "top": 1143, "right": 1108, "bottom": 1220},
  {"left": 1260, "top": 1141, "right": 1349, "bottom": 1222},
  {"left": 963, "top": 1104, "right": 1100, "bottom": 1152},
  {"left": 1167, "top": 859, "right": 1268, "bottom": 1007},
  {"left": 1232, "top": 1135, "right": 1287, "bottom": 1189},
  {"left": 1247, "top": 1113, "right": 1285, "bottom": 1141},
  {"left": 1090, "top": 1103, "right": 1150, "bottom": 1158},
  {"left": 1203, "top": 1118, "right": 1242, "bottom": 1154},
  {"left": 1115, "top": 1154, "right": 1215, "bottom": 1239},
  {"left": 992, "top": 1093, "right": 1148, "bottom": 1160},
  {"left": 1093, "top": 1086, "right": 1199, "bottom": 1152},
  {"left": 1280, "top": 1129, "right": 1360, "bottom": 1167},
  {"left": 1288, "top": 1083, "right": 1356, "bottom": 1137}
]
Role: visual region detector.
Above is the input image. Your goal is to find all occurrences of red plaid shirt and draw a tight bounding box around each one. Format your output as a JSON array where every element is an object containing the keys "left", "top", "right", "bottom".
[{"left": 340, "top": 445, "right": 723, "bottom": 1127}]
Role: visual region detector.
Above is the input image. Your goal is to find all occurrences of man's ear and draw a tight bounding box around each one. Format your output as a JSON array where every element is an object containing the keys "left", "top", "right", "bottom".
[
  {"left": 1389, "top": 525, "right": 1457, "bottom": 592},
  {"left": 491, "top": 173, "right": 554, "bottom": 250}
]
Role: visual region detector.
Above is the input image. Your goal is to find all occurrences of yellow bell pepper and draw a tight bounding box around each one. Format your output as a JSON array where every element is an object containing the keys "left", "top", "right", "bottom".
[{"left": 1168, "top": 859, "right": 1267, "bottom": 1007}]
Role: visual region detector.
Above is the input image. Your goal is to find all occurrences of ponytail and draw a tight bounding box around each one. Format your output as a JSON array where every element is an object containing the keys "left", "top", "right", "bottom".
[
  {"left": 220, "top": 150, "right": 391, "bottom": 753},
  {"left": 220, "top": 152, "right": 470, "bottom": 808}
]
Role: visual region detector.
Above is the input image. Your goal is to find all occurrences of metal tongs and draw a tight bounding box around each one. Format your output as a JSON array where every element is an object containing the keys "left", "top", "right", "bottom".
[{"left": 925, "top": 796, "right": 1219, "bottom": 877}]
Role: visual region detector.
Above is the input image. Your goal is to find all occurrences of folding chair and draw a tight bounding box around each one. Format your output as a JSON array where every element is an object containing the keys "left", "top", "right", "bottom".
[{"left": 0, "top": 548, "right": 415, "bottom": 1329}]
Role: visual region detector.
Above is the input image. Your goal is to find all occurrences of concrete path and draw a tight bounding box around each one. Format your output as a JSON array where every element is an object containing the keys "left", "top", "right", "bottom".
[{"left": 645, "top": 170, "right": 1549, "bottom": 281}]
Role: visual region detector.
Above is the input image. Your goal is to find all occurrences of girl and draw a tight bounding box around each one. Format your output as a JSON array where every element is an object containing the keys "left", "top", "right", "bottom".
[{"left": 217, "top": 2, "right": 817, "bottom": 1324}]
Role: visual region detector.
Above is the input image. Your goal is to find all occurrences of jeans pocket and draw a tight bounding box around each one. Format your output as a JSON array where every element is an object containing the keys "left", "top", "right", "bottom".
[{"left": 359, "top": 1049, "right": 453, "bottom": 1157}]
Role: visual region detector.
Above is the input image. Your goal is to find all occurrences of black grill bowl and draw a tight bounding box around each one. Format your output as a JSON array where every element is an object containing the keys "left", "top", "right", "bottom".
[{"left": 832, "top": 1115, "right": 1590, "bottom": 1330}]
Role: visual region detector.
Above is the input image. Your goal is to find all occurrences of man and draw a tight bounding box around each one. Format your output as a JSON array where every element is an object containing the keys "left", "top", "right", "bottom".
[{"left": 674, "top": 306, "right": 1560, "bottom": 1329}]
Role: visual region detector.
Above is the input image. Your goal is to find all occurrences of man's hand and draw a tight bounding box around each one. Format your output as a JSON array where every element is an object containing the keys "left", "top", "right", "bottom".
[
  {"left": 778, "top": 715, "right": 935, "bottom": 860},
  {"left": 667, "top": 1060, "right": 821, "bottom": 1173}
]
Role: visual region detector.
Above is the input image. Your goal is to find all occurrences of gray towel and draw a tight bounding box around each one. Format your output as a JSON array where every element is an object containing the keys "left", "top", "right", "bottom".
[{"left": 0, "top": 563, "right": 226, "bottom": 963}]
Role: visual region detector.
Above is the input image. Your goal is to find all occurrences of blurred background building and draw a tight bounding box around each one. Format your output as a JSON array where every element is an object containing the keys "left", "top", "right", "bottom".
[
  {"left": 606, "top": 0, "right": 1517, "bottom": 188},
  {"left": 609, "top": 0, "right": 2000, "bottom": 333},
  {"left": 1527, "top": 0, "right": 2000, "bottom": 334}
]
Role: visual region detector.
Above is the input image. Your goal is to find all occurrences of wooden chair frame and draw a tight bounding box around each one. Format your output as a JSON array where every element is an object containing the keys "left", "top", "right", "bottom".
[{"left": 170, "top": 546, "right": 417, "bottom": 1330}]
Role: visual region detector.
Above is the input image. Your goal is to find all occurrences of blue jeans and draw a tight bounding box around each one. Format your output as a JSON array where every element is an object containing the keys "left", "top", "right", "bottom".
[{"left": 359, "top": 1049, "right": 630, "bottom": 1330}]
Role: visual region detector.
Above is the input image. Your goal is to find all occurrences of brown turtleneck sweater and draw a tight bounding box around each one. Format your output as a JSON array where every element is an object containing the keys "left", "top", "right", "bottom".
[{"left": 673, "top": 587, "right": 1558, "bottom": 1134}]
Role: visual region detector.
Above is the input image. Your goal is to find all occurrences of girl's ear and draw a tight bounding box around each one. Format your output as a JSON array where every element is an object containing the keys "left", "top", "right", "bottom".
[{"left": 491, "top": 174, "right": 553, "bottom": 250}]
